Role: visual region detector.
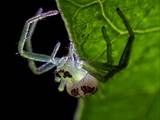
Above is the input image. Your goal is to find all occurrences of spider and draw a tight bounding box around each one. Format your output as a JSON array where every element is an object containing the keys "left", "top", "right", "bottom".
[{"left": 18, "top": 7, "right": 134, "bottom": 97}]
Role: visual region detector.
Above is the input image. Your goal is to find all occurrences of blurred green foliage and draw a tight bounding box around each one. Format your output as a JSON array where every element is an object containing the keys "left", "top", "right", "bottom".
[{"left": 56, "top": 0, "right": 160, "bottom": 120}]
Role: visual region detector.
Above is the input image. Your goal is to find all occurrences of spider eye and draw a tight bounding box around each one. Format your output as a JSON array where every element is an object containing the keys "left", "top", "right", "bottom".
[{"left": 66, "top": 74, "right": 98, "bottom": 97}]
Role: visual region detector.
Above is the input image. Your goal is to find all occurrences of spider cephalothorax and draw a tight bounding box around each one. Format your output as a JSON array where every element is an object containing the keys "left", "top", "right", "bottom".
[{"left": 18, "top": 8, "right": 134, "bottom": 97}]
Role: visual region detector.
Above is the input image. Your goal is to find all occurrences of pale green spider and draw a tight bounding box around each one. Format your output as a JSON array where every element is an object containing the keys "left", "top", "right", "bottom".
[
  {"left": 18, "top": 8, "right": 134, "bottom": 97},
  {"left": 18, "top": 8, "right": 98, "bottom": 97}
]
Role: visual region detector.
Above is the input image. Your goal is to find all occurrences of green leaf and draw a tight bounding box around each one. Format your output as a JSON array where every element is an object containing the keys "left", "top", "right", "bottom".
[{"left": 56, "top": 0, "right": 160, "bottom": 120}]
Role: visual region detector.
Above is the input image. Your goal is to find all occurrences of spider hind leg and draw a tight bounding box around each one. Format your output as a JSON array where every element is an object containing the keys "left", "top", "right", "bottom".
[
  {"left": 101, "top": 26, "right": 113, "bottom": 65},
  {"left": 104, "top": 8, "right": 135, "bottom": 80}
]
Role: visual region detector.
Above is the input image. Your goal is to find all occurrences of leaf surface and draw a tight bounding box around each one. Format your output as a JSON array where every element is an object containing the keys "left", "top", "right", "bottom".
[{"left": 56, "top": 0, "right": 160, "bottom": 120}]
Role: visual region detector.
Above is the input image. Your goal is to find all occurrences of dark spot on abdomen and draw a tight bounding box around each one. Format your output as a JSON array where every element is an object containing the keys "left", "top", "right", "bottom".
[
  {"left": 71, "top": 88, "right": 79, "bottom": 96},
  {"left": 81, "top": 86, "right": 97, "bottom": 95}
]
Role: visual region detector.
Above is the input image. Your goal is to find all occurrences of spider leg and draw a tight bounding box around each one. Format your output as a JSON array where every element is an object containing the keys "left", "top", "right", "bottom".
[
  {"left": 102, "top": 26, "right": 113, "bottom": 65},
  {"left": 104, "top": 8, "right": 135, "bottom": 80},
  {"left": 116, "top": 8, "right": 134, "bottom": 67},
  {"left": 18, "top": 8, "right": 59, "bottom": 62},
  {"left": 69, "top": 41, "right": 81, "bottom": 65},
  {"left": 30, "top": 42, "right": 62, "bottom": 75},
  {"left": 18, "top": 8, "right": 59, "bottom": 74},
  {"left": 50, "top": 42, "right": 61, "bottom": 62},
  {"left": 82, "top": 8, "right": 134, "bottom": 82},
  {"left": 26, "top": 8, "right": 52, "bottom": 74},
  {"left": 82, "top": 27, "right": 115, "bottom": 80}
]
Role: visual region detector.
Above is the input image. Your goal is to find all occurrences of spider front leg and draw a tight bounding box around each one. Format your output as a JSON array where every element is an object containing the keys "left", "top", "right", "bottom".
[
  {"left": 18, "top": 8, "right": 60, "bottom": 74},
  {"left": 104, "top": 8, "right": 135, "bottom": 80}
]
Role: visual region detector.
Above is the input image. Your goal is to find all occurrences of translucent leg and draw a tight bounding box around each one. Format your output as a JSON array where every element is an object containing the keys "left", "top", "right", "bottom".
[
  {"left": 116, "top": 8, "right": 134, "bottom": 67},
  {"left": 83, "top": 8, "right": 134, "bottom": 82},
  {"left": 18, "top": 8, "right": 59, "bottom": 74},
  {"left": 104, "top": 8, "right": 135, "bottom": 80},
  {"left": 102, "top": 26, "right": 113, "bottom": 65},
  {"left": 50, "top": 42, "right": 61, "bottom": 62},
  {"left": 18, "top": 8, "right": 59, "bottom": 62},
  {"left": 27, "top": 42, "right": 62, "bottom": 75}
]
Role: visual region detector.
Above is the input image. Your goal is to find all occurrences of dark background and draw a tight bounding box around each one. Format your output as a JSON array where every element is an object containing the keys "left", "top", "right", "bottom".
[{"left": 5, "top": 0, "right": 77, "bottom": 119}]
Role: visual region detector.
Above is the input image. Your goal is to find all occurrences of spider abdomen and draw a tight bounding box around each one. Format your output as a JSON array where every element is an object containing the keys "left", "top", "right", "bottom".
[{"left": 66, "top": 73, "right": 98, "bottom": 97}]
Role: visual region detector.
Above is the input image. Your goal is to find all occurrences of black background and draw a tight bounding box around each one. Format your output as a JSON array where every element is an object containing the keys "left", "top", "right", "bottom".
[{"left": 4, "top": 0, "right": 77, "bottom": 119}]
